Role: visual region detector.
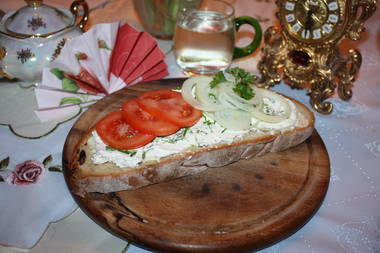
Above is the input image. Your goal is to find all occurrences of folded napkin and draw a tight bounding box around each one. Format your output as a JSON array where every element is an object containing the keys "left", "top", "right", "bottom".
[{"left": 34, "top": 22, "right": 169, "bottom": 122}]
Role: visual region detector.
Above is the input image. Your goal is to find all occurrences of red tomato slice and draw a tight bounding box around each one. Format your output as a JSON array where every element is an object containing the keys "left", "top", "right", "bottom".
[
  {"left": 121, "top": 99, "right": 180, "bottom": 136},
  {"left": 136, "top": 89, "right": 202, "bottom": 127},
  {"left": 95, "top": 111, "right": 155, "bottom": 150}
]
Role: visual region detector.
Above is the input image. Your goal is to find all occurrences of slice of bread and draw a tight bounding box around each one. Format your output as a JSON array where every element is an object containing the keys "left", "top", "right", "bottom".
[{"left": 69, "top": 94, "right": 314, "bottom": 196}]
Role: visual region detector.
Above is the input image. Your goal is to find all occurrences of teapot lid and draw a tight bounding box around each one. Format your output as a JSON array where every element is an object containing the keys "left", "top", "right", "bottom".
[{"left": 4, "top": 0, "right": 74, "bottom": 36}]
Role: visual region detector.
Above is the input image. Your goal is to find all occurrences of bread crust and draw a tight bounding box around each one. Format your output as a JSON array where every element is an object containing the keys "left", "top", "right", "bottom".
[{"left": 69, "top": 96, "right": 314, "bottom": 196}]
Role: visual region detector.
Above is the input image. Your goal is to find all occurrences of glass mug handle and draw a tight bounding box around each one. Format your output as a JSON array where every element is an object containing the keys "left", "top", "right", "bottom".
[{"left": 233, "top": 16, "right": 262, "bottom": 59}]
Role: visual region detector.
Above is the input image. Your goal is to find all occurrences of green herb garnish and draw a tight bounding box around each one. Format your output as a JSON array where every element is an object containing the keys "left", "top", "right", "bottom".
[
  {"left": 106, "top": 146, "right": 137, "bottom": 156},
  {"left": 208, "top": 93, "right": 217, "bottom": 101},
  {"left": 210, "top": 67, "right": 257, "bottom": 100},
  {"left": 203, "top": 119, "right": 214, "bottom": 126},
  {"left": 226, "top": 68, "right": 256, "bottom": 100},
  {"left": 233, "top": 82, "right": 254, "bottom": 100},
  {"left": 159, "top": 127, "right": 191, "bottom": 144},
  {"left": 262, "top": 103, "right": 275, "bottom": 115},
  {"left": 225, "top": 67, "right": 256, "bottom": 84},
  {"left": 210, "top": 71, "right": 227, "bottom": 88},
  {"left": 173, "top": 127, "right": 190, "bottom": 142}
]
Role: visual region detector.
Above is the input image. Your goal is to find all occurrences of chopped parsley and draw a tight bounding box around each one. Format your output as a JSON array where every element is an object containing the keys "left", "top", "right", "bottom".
[
  {"left": 261, "top": 98, "right": 285, "bottom": 116},
  {"left": 208, "top": 93, "right": 217, "bottom": 101},
  {"left": 106, "top": 146, "right": 137, "bottom": 157},
  {"left": 202, "top": 114, "right": 216, "bottom": 130},
  {"left": 157, "top": 127, "right": 191, "bottom": 144},
  {"left": 180, "top": 127, "right": 190, "bottom": 137},
  {"left": 203, "top": 119, "right": 214, "bottom": 126},
  {"left": 202, "top": 114, "right": 214, "bottom": 125},
  {"left": 262, "top": 103, "right": 276, "bottom": 115},
  {"left": 203, "top": 119, "right": 216, "bottom": 131}
]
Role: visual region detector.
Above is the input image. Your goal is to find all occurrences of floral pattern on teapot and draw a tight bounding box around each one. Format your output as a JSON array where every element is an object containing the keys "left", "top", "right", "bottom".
[
  {"left": 16, "top": 48, "right": 35, "bottom": 64},
  {"left": 27, "top": 17, "right": 47, "bottom": 32},
  {"left": 51, "top": 37, "right": 68, "bottom": 61}
]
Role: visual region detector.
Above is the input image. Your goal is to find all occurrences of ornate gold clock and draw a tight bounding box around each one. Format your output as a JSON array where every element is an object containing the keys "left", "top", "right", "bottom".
[{"left": 258, "top": 0, "right": 377, "bottom": 114}]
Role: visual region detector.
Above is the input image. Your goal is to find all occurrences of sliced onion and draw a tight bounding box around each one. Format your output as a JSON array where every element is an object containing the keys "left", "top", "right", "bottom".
[
  {"left": 182, "top": 76, "right": 292, "bottom": 129},
  {"left": 181, "top": 76, "right": 226, "bottom": 111},
  {"left": 219, "top": 82, "right": 262, "bottom": 105},
  {"left": 214, "top": 109, "right": 252, "bottom": 131},
  {"left": 250, "top": 88, "right": 291, "bottom": 123},
  {"left": 218, "top": 88, "right": 253, "bottom": 111},
  {"left": 194, "top": 77, "right": 222, "bottom": 108},
  {"left": 217, "top": 82, "right": 262, "bottom": 111},
  {"left": 248, "top": 84, "right": 263, "bottom": 105}
]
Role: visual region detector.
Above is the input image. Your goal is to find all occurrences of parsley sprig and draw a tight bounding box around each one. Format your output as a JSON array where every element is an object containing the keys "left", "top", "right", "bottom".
[
  {"left": 210, "top": 67, "right": 257, "bottom": 100},
  {"left": 210, "top": 71, "right": 227, "bottom": 88}
]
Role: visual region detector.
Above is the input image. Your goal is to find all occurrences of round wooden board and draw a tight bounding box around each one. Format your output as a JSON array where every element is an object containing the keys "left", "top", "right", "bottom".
[{"left": 63, "top": 79, "right": 330, "bottom": 253}]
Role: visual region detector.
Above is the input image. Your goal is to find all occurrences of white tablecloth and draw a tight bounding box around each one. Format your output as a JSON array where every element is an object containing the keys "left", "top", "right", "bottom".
[{"left": 0, "top": 0, "right": 379, "bottom": 253}]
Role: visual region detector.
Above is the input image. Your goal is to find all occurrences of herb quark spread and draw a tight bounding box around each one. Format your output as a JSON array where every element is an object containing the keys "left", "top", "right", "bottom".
[{"left": 89, "top": 98, "right": 305, "bottom": 169}]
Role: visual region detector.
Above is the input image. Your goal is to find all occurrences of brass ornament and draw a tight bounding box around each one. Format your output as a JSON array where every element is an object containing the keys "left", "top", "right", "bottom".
[
  {"left": 258, "top": 0, "right": 376, "bottom": 114},
  {"left": 0, "top": 47, "right": 6, "bottom": 60},
  {"left": 25, "top": 0, "right": 43, "bottom": 7}
]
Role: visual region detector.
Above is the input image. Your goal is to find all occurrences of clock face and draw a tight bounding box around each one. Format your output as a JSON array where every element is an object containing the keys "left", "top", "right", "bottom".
[{"left": 280, "top": 0, "right": 342, "bottom": 42}]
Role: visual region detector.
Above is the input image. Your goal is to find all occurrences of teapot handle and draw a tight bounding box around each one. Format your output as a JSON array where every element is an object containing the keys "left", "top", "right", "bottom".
[
  {"left": 70, "top": 0, "right": 89, "bottom": 31},
  {"left": 0, "top": 47, "right": 14, "bottom": 80}
]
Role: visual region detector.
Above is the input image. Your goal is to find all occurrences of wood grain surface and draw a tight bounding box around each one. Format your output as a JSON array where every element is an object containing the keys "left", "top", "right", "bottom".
[{"left": 63, "top": 78, "right": 330, "bottom": 253}]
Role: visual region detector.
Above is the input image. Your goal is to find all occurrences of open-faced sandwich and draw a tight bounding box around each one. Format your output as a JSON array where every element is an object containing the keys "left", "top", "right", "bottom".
[{"left": 70, "top": 68, "right": 314, "bottom": 195}]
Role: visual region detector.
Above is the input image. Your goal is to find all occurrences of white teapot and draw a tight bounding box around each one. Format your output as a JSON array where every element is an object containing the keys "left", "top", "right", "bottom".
[{"left": 0, "top": 0, "right": 89, "bottom": 85}]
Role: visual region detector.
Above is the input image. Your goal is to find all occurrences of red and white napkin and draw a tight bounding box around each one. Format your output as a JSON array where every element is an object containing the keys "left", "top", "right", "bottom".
[{"left": 34, "top": 22, "right": 169, "bottom": 122}]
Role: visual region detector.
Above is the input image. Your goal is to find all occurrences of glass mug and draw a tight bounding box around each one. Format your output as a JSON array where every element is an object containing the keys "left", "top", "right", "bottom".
[
  {"left": 173, "top": 0, "right": 262, "bottom": 75},
  {"left": 133, "top": 0, "right": 201, "bottom": 40}
]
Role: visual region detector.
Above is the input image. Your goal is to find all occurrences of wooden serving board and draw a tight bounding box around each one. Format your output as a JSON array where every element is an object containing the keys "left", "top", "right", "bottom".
[{"left": 63, "top": 79, "right": 330, "bottom": 253}]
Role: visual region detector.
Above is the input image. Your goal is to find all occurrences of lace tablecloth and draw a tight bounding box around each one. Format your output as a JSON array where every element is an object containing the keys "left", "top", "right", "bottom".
[{"left": 0, "top": 0, "right": 379, "bottom": 253}]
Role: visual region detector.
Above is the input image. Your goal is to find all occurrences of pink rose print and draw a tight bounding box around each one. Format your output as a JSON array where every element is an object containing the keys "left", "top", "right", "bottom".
[
  {"left": 5, "top": 160, "right": 45, "bottom": 186},
  {"left": 0, "top": 155, "right": 61, "bottom": 185}
]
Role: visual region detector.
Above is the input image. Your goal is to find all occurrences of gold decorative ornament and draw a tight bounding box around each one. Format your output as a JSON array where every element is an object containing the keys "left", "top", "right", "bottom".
[
  {"left": 25, "top": 0, "right": 43, "bottom": 7},
  {"left": 0, "top": 47, "right": 6, "bottom": 60},
  {"left": 70, "top": 0, "right": 89, "bottom": 30},
  {"left": 258, "top": 0, "right": 377, "bottom": 114}
]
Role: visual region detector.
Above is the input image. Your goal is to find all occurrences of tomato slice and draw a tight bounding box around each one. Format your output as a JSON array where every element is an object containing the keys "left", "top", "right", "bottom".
[
  {"left": 121, "top": 99, "right": 180, "bottom": 136},
  {"left": 95, "top": 111, "right": 155, "bottom": 150},
  {"left": 136, "top": 89, "right": 202, "bottom": 127}
]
